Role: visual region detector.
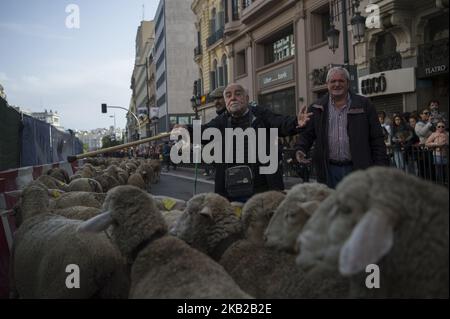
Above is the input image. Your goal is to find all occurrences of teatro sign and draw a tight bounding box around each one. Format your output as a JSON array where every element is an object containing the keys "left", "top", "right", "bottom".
[{"left": 359, "top": 68, "right": 415, "bottom": 97}]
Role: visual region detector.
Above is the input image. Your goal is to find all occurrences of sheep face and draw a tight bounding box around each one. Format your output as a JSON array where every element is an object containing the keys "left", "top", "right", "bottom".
[
  {"left": 174, "top": 193, "right": 240, "bottom": 255},
  {"left": 102, "top": 186, "right": 167, "bottom": 258},
  {"left": 296, "top": 167, "right": 449, "bottom": 278},
  {"left": 263, "top": 183, "right": 332, "bottom": 253},
  {"left": 241, "top": 191, "right": 285, "bottom": 244}
]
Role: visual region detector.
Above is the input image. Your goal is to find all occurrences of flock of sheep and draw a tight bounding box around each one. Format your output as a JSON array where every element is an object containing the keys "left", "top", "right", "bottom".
[{"left": 8, "top": 157, "right": 449, "bottom": 299}]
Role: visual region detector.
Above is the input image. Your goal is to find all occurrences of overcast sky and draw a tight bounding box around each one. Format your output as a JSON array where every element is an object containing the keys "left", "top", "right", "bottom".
[{"left": 0, "top": 0, "right": 159, "bottom": 131}]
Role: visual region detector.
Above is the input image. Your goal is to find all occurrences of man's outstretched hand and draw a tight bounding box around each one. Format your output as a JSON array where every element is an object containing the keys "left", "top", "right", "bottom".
[{"left": 297, "top": 105, "right": 313, "bottom": 128}]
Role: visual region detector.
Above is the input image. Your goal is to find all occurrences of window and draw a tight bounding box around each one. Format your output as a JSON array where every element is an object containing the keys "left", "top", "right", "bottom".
[
  {"left": 259, "top": 88, "right": 296, "bottom": 116},
  {"left": 155, "top": 29, "right": 164, "bottom": 51},
  {"left": 157, "top": 94, "right": 166, "bottom": 107},
  {"left": 242, "top": 0, "right": 252, "bottom": 9},
  {"left": 232, "top": 0, "right": 239, "bottom": 21},
  {"left": 236, "top": 49, "right": 247, "bottom": 76},
  {"left": 264, "top": 28, "right": 295, "bottom": 64},
  {"left": 178, "top": 116, "right": 190, "bottom": 125},
  {"left": 222, "top": 55, "right": 228, "bottom": 86},
  {"left": 156, "top": 51, "right": 165, "bottom": 70},
  {"left": 156, "top": 71, "right": 165, "bottom": 89},
  {"left": 170, "top": 116, "right": 177, "bottom": 125},
  {"left": 311, "top": 5, "right": 330, "bottom": 46}
]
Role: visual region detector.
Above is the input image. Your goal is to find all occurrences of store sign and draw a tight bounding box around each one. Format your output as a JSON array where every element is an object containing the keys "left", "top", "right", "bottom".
[
  {"left": 424, "top": 64, "right": 447, "bottom": 76},
  {"left": 259, "top": 64, "right": 294, "bottom": 89},
  {"left": 150, "top": 107, "right": 159, "bottom": 119},
  {"left": 359, "top": 68, "right": 415, "bottom": 97}
]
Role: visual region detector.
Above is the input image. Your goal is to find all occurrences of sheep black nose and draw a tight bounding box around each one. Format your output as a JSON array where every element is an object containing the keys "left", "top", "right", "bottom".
[{"left": 264, "top": 235, "right": 268, "bottom": 242}]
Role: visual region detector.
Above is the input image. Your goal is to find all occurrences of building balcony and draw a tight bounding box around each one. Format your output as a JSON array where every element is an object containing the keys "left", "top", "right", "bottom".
[
  {"left": 194, "top": 46, "right": 202, "bottom": 56},
  {"left": 369, "top": 52, "right": 402, "bottom": 74},
  {"left": 207, "top": 27, "right": 224, "bottom": 47},
  {"left": 240, "top": 0, "right": 278, "bottom": 24}
]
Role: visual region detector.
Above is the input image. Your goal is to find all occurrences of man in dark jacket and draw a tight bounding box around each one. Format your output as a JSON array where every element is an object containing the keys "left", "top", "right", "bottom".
[
  {"left": 176, "top": 83, "right": 310, "bottom": 201},
  {"left": 295, "top": 66, "right": 389, "bottom": 188}
]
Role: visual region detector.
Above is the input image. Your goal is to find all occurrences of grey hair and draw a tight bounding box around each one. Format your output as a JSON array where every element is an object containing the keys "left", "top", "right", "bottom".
[{"left": 326, "top": 67, "right": 350, "bottom": 83}]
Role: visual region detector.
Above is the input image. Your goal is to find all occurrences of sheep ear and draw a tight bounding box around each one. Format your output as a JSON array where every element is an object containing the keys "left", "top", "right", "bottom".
[
  {"left": 199, "top": 206, "right": 213, "bottom": 219},
  {"left": 77, "top": 211, "right": 113, "bottom": 233},
  {"left": 300, "top": 201, "right": 320, "bottom": 216},
  {"left": 339, "top": 209, "right": 394, "bottom": 276}
]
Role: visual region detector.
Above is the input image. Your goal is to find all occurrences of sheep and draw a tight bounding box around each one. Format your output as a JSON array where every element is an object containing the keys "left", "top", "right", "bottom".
[
  {"left": 136, "top": 163, "right": 153, "bottom": 189},
  {"left": 296, "top": 167, "right": 449, "bottom": 298},
  {"left": 84, "top": 185, "right": 252, "bottom": 299},
  {"left": 240, "top": 191, "right": 285, "bottom": 245},
  {"left": 11, "top": 185, "right": 130, "bottom": 298},
  {"left": 174, "top": 193, "right": 243, "bottom": 261},
  {"left": 172, "top": 190, "right": 346, "bottom": 298},
  {"left": 148, "top": 160, "right": 161, "bottom": 183},
  {"left": 127, "top": 173, "right": 146, "bottom": 190},
  {"left": 67, "top": 178, "right": 103, "bottom": 193},
  {"left": 52, "top": 206, "right": 101, "bottom": 221},
  {"left": 265, "top": 183, "right": 333, "bottom": 252},
  {"left": 47, "top": 167, "right": 70, "bottom": 184},
  {"left": 35, "top": 175, "right": 69, "bottom": 191},
  {"left": 162, "top": 209, "right": 183, "bottom": 231},
  {"left": 93, "top": 174, "right": 120, "bottom": 192},
  {"left": 50, "top": 191, "right": 107, "bottom": 209}
]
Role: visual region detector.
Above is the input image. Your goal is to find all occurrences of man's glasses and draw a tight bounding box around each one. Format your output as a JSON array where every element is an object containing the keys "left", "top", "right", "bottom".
[{"left": 437, "top": 125, "right": 445, "bottom": 128}]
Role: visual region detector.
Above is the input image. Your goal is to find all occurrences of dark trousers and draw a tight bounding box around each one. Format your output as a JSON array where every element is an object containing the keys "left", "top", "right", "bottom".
[{"left": 327, "top": 164, "right": 353, "bottom": 189}]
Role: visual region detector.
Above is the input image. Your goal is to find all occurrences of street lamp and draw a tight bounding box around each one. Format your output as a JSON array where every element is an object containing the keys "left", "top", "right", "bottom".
[{"left": 327, "top": 0, "right": 366, "bottom": 64}]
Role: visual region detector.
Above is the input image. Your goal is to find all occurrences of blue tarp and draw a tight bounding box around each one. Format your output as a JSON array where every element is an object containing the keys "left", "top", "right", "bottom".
[{"left": 20, "top": 114, "right": 52, "bottom": 166}]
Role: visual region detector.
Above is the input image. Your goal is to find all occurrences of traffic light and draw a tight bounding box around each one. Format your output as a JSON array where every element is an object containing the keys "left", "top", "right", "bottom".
[{"left": 101, "top": 103, "right": 107, "bottom": 113}]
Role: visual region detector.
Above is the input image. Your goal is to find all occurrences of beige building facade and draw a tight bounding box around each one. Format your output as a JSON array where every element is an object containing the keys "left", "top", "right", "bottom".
[
  {"left": 129, "top": 20, "right": 155, "bottom": 140},
  {"left": 192, "top": 0, "right": 232, "bottom": 123},
  {"left": 219, "top": 0, "right": 448, "bottom": 118}
]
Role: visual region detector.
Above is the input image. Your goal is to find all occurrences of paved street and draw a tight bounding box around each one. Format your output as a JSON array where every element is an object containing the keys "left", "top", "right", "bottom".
[
  {"left": 150, "top": 167, "right": 214, "bottom": 200},
  {"left": 149, "top": 166, "right": 306, "bottom": 200}
]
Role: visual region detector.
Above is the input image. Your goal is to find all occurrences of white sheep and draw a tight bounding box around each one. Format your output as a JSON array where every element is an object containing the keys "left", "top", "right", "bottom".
[
  {"left": 68, "top": 178, "right": 103, "bottom": 193},
  {"left": 240, "top": 191, "right": 285, "bottom": 244},
  {"left": 83, "top": 186, "right": 252, "bottom": 299},
  {"left": 265, "top": 182, "right": 333, "bottom": 252},
  {"left": 173, "top": 193, "right": 242, "bottom": 261},
  {"left": 296, "top": 167, "right": 449, "bottom": 298},
  {"left": 11, "top": 184, "right": 130, "bottom": 298}
]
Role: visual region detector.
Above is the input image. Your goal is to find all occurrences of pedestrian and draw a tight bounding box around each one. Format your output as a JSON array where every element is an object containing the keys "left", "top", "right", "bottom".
[
  {"left": 162, "top": 141, "right": 171, "bottom": 172},
  {"left": 173, "top": 82, "right": 311, "bottom": 202},
  {"left": 428, "top": 100, "right": 448, "bottom": 130},
  {"left": 391, "top": 115, "right": 412, "bottom": 170},
  {"left": 425, "top": 121, "right": 449, "bottom": 183},
  {"left": 295, "top": 66, "right": 389, "bottom": 188},
  {"left": 415, "top": 108, "right": 435, "bottom": 180}
]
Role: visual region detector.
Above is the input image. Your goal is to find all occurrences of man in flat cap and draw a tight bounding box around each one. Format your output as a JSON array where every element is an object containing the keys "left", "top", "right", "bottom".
[{"left": 210, "top": 86, "right": 226, "bottom": 116}]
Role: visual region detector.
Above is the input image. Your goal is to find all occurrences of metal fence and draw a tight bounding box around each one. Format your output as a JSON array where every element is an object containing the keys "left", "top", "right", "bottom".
[{"left": 281, "top": 145, "right": 449, "bottom": 187}]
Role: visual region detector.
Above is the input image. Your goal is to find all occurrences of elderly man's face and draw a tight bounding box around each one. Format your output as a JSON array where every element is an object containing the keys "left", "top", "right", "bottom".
[
  {"left": 224, "top": 84, "right": 249, "bottom": 117},
  {"left": 327, "top": 70, "right": 349, "bottom": 100}
]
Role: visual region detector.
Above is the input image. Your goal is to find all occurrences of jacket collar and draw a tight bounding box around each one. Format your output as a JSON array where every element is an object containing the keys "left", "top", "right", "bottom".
[{"left": 316, "top": 91, "right": 363, "bottom": 111}]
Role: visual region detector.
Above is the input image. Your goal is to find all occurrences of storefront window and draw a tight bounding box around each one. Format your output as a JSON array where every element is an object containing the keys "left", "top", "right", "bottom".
[
  {"left": 264, "top": 32, "right": 295, "bottom": 65},
  {"left": 169, "top": 116, "right": 177, "bottom": 125},
  {"left": 259, "top": 87, "right": 296, "bottom": 116},
  {"left": 178, "top": 116, "right": 190, "bottom": 125}
]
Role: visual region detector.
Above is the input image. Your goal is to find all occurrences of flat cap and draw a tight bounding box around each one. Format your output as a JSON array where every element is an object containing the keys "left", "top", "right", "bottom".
[{"left": 209, "top": 86, "right": 225, "bottom": 99}]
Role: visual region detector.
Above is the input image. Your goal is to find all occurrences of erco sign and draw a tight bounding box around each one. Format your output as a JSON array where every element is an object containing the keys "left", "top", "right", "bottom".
[{"left": 361, "top": 73, "right": 386, "bottom": 95}]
